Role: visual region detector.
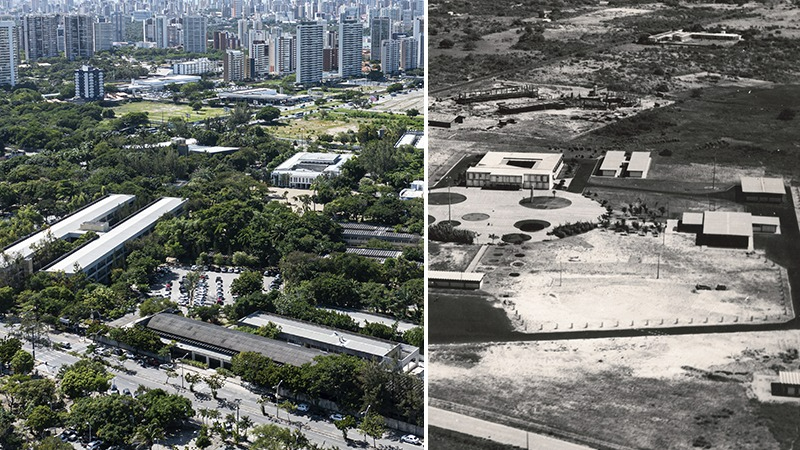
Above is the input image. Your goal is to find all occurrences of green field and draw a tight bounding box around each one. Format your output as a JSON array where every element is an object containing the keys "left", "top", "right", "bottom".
[{"left": 112, "top": 101, "right": 229, "bottom": 123}]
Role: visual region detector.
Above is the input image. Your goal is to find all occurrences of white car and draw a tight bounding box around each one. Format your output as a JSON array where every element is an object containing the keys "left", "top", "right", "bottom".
[
  {"left": 296, "top": 403, "right": 309, "bottom": 413},
  {"left": 329, "top": 413, "right": 344, "bottom": 422},
  {"left": 400, "top": 435, "right": 422, "bottom": 445}
]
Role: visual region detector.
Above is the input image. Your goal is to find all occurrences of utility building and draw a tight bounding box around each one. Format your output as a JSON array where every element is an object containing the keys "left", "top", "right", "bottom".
[{"left": 740, "top": 176, "right": 786, "bottom": 203}]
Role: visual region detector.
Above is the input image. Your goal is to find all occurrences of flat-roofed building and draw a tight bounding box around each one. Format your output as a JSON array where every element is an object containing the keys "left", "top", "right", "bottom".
[
  {"left": 271, "top": 152, "right": 354, "bottom": 188},
  {"left": 740, "top": 176, "right": 786, "bottom": 203},
  {"left": 140, "top": 313, "right": 324, "bottom": 369},
  {"left": 598, "top": 151, "right": 651, "bottom": 178},
  {"left": 428, "top": 270, "right": 484, "bottom": 290},
  {"left": 339, "top": 222, "right": 420, "bottom": 246},
  {"left": 772, "top": 371, "right": 800, "bottom": 397},
  {"left": 1, "top": 194, "right": 135, "bottom": 274},
  {"left": 678, "top": 211, "right": 704, "bottom": 233},
  {"left": 698, "top": 211, "right": 753, "bottom": 250},
  {"left": 239, "top": 312, "right": 421, "bottom": 371},
  {"left": 466, "top": 152, "right": 564, "bottom": 190},
  {"left": 45, "top": 197, "right": 187, "bottom": 283},
  {"left": 344, "top": 247, "right": 403, "bottom": 263}
]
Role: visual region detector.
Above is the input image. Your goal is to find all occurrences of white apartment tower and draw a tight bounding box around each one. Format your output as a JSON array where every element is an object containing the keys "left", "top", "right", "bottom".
[
  {"left": 154, "top": 16, "right": 170, "bottom": 49},
  {"left": 269, "top": 29, "right": 295, "bottom": 74},
  {"left": 0, "top": 21, "right": 16, "bottom": 87},
  {"left": 93, "top": 20, "right": 114, "bottom": 53},
  {"left": 338, "top": 19, "right": 362, "bottom": 78},
  {"left": 381, "top": 38, "right": 400, "bottom": 75},
  {"left": 295, "top": 22, "right": 323, "bottom": 84},
  {"left": 64, "top": 15, "right": 94, "bottom": 61},
  {"left": 182, "top": 16, "right": 207, "bottom": 53},
  {"left": 400, "top": 37, "right": 417, "bottom": 71},
  {"left": 224, "top": 49, "right": 245, "bottom": 82},
  {"left": 22, "top": 15, "right": 59, "bottom": 61}
]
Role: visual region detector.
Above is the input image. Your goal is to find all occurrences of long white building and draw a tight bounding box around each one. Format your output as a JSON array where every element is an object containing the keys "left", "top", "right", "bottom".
[
  {"left": 271, "top": 152, "right": 354, "bottom": 189},
  {"left": 45, "top": 197, "right": 187, "bottom": 283},
  {"left": 466, "top": 152, "right": 564, "bottom": 190}
]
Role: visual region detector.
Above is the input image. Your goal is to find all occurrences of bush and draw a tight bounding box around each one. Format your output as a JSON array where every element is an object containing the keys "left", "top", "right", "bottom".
[
  {"left": 777, "top": 108, "right": 796, "bottom": 121},
  {"left": 438, "top": 39, "right": 455, "bottom": 49}
]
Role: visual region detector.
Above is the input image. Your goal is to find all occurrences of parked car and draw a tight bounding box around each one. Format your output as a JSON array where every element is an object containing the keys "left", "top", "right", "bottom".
[
  {"left": 400, "top": 435, "right": 422, "bottom": 445},
  {"left": 159, "top": 363, "right": 175, "bottom": 370},
  {"left": 297, "top": 403, "right": 309, "bottom": 413},
  {"left": 329, "top": 413, "right": 344, "bottom": 422}
]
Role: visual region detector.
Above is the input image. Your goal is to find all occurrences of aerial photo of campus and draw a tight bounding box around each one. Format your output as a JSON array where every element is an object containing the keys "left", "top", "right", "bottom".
[
  {"left": 0, "top": 0, "right": 425, "bottom": 449},
  {"left": 427, "top": 0, "right": 800, "bottom": 448}
]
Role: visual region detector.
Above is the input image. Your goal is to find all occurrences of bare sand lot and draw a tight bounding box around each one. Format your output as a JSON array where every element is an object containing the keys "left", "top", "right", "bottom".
[
  {"left": 429, "top": 329, "right": 800, "bottom": 449},
  {"left": 476, "top": 228, "right": 791, "bottom": 333}
]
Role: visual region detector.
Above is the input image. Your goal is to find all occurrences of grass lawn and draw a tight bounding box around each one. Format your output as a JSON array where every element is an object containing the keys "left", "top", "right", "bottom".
[{"left": 112, "top": 101, "right": 228, "bottom": 123}]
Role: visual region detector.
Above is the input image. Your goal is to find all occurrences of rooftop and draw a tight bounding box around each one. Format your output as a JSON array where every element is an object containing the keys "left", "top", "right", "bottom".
[
  {"left": 740, "top": 176, "right": 786, "bottom": 195},
  {"left": 627, "top": 151, "right": 651, "bottom": 172},
  {"left": 681, "top": 212, "right": 704, "bottom": 226},
  {"left": 702, "top": 211, "right": 752, "bottom": 237},
  {"left": 2, "top": 194, "right": 135, "bottom": 264},
  {"left": 599, "top": 151, "right": 626, "bottom": 173},
  {"left": 779, "top": 371, "right": 800, "bottom": 385},
  {"left": 143, "top": 313, "right": 322, "bottom": 366},
  {"left": 46, "top": 197, "right": 186, "bottom": 274},
  {"left": 468, "top": 152, "right": 563, "bottom": 175},
  {"left": 240, "top": 312, "right": 404, "bottom": 358},
  {"left": 428, "top": 270, "right": 485, "bottom": 283}
]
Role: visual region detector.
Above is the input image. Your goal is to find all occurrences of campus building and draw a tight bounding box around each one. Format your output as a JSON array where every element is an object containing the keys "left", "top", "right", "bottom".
[
  {"left": 239, "top": 312, "right": 421, "bottom": 371},
  {"left": 465, "top": 152, "right": 564, "bottom": 190},
  {"left": 45, "top": 197, "right": 187, "bottom": 283},
  {"left": 172, "top": 58, "right": 217, "bottom": 75},
  {"left": 140, "top": 313, "right": 325, "bottom": 369},
  {"left": 772, "top": 371, "right": 800, "bottom": 398},
  {"left": 740, "top": 176, "right": 786, "bottom": 203},
  {"left": 680, "top": 210, "right": 781, "bottom": 250},
  {"left": 270, "top": 152, "right": 354, "bottom": 189},
  {"left": 428, "top": 271, "right": 484, "bottom": 290},
  {"left": 340, "top": 222, "right": 421, "bottom": 246},
  {"left": 598, "top": 151, "right": 651, "bottom": 178},
  {"left": 1, "top": 194, "right": 135, "bottom": 274}
]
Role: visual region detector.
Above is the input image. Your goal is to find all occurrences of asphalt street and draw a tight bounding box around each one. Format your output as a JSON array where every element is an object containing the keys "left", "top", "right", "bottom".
[{"left": 0, "top": 323, "right": 421, "bottom": 450}]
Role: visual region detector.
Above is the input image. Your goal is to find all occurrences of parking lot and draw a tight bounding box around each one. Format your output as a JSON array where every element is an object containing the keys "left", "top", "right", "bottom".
[{"left": 149, "top": 265, "right": 278, "bottom": 310}]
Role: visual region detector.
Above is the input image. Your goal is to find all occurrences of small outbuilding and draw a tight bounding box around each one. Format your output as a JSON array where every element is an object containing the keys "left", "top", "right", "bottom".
[{"left": 772, "top": 371, "right": 800, "bottom": 397}]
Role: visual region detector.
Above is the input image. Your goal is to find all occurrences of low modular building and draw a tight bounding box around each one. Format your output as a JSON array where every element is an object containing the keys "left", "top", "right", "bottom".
[
  {"left": 772, "top": 371, "right": 800, "bottom": 397},
  {"left": 428, "top": 270, "right": 485, "bottom": 290},
  {"left": 466, "top": 152, "right": 564, "bottom": 190}
]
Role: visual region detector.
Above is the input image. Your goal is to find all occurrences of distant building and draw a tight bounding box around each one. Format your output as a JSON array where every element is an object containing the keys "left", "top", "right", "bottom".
[
  {"left": 647, "top": 29, "right": 741, "bottom": 44},
  {"left": 271, "top": 152, "right": 354, "bottom": 188},
  {"left": 0, "top": 21, "right": 16, "bottom": 87},
  {"left": 466, "top": 152, "right": 564, "bottom": 190},
  {"left": 380, "top": 38, "right": 400, "bottom": 75},
  {"left": 339, "top": 222, "right": 420, "bottom": 246},
  {"left": 64, "top": 15, "right": 94, "bottom": 60},
  {"left": 153, "top": 16, "right": 170, "bottom": 49},
  {"left": 597, "top": 151, "right": 651, "bottom": 178},
  {"left": 296, "top": 22, "right": 323, "bottom": 84},
  {"left": 182, "top": 16, "right": 207, "bottom": 53},
  {"left": 369, "top": 16, "right": 390, "bottom": 60},
  {"left": 740, "top": 176, "right": 785, "bottom": 203},
  {"left": 22, "top": 15, "right": 60, "bottom": 61},
  {"left": 223, "top": 49, "right": 245, "bottom": 82},
  {"left": 428, "top": 271, "right": 484, "bottom": 290},
  {"left": 74, "top": 65, "right": 104, "bottom": 100},
  {"left": 338, "top": 19, "right": 362, "bottom": 78},
  {"left": 400, "top": 37, "right": 418, "bottom": 71},
  {"left": 682, "top": 211, "right": 780, "bottom": 250},
  {"left": 395, "top": 130, "right": 425, "bottom": 149},
  {"left": 250, "top": 41, "right": 268, "bottom": 76},
  {"left": 93, "top": 20, "right": 114, "bottom": 53},
  {"left": 269, "top": 29, "right": 295, "bottom": 75},
  {"left": 172, "top": 58, "right": 217, "bottom": 75}
]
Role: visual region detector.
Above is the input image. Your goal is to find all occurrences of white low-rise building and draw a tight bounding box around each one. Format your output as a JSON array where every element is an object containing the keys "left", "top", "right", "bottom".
[
  {"left": 466, "top": 152, "right": 564, "bottom": 190},
  {"left": 270, "top": 152, "right": 354, "bottom": 189}
]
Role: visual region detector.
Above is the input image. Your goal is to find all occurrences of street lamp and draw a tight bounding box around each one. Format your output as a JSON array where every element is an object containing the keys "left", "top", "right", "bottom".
[
  {"left": 274, "top": 380, "right": 283, "bottom": 418},
  {"left": 178, "top": 352, "right": 189, "bottom": 390},
  {"left": 86, "top": 421, "right": 92, "bottom": 443}
]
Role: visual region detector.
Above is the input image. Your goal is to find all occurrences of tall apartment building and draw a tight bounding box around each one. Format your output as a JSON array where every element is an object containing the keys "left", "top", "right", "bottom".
[
  {"left": 269, "top": 33, "right": 294, "bottom": 74},
  {"left": 413, "top": 17, "right": 424, "bottom": 69},
  {"left": 0, "top": 21, "right": 16, "bottom": 87},
  {"left": 295, "top": 21, "right": 323, "bottom": 84},
  {"left": 93, "top": 19, "right": 114, "bottom": 53},
  {"left": 182, "top": 16, "right": 207, "bottom": 53},
  {"left": 64, "top": 15, "right": 94, "bottom": 60},
  {"left": 251, "top": 40, "right": 267, "bottom": 76},
  {"left": 74, "top": 65, "right": 103, "bottom": 100},
  {"left": 22, "top": 15, "right": 59, "bottom": 61},
  {"left": 154, "top": 16, "right": 170, "bottom": 48},
  {"left": 111, "top": 12, "right": 126, "bottom": 42},
  {"left": 399, "top": 37, "right": 417, "bottom": 71},
  {"left": 369, "top": 16, "right": 390, "bottom": 61},
  {"left": 381, "top": 38, "right": 400, "bottom": 75},
  {"left": 338, "top": 19, "right": 362, "bottom": 78},
  {"left": 223, "top": 49, "right": 244, "bottom": 82}
]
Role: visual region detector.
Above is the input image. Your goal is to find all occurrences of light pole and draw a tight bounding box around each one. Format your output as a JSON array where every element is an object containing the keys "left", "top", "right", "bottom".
[
  {"left": 87, "top": 421, "right": 92, "bottom": 443},
  {"left": 275, "top": 379, "right": 283, "bottom": 418},
  {"left": 179, "top": 352, "right": 189, "bottom": 390}
]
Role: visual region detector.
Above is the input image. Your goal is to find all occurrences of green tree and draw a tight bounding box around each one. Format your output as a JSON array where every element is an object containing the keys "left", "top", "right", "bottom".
[
  {"left": 358, "top": 413, "right": 386, "bottom": 447},
  {"left": 138, "top": 297, "right": 178, "bottom": 317},
  {"left": 403, "top": 326, "right": 424, "bottom": 348},
  {"left": 231, "top": 270, "right": 264, "bottom": 297},
  {"left": 255, "top": 106, "right": 281, "bottom": 123},
  {"left": 251, "top": 424, "right": 308, "bottom": 450},
  {"left": 254, "top": 322, "right": 282, "bottom": 339},
  {"left": 204, "top": 374, "right": 224, "bottom": 399},
  {"left": 10, "top": 350, "right": 33, "bottom": 374},
  {"left": 335, "top": 415, "right": 357, "bottom": 441},
  {"left": 33, "top": 436, "right": 73, "bottom": 450},
  {"left": 26, "top": 405, "right": 59, "bottom": 437},
  {"left": 184, "top": 372, "right": 202, "bottom": 392},
  {"left": 58, "top": 359, "right": 112, "bottom": 398},
  {"left": 0, "top": 337, "right": 22, "bottom": 367}
]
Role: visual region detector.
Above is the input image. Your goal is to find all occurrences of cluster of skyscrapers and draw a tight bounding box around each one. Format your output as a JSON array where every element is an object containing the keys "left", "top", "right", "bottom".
[{"left": 0, "top": 0, "right": 424, "bottom": 88}]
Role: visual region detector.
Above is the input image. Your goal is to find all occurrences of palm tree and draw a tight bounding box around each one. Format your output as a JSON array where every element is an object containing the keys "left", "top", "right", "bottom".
[{"left": 130, "top": 423, "right": 165, "bottom": 449}]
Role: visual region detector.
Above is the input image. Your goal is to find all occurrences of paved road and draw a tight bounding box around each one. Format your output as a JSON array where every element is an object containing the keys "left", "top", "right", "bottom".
[
  {"left": 1, "top": 324, "right": 419, "bottom": 450},
  {"left": 429, "top": 406, "right": 594, "bottom": 450}
]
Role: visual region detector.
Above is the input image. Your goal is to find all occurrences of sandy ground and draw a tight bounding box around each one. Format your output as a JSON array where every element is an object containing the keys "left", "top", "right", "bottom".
[
  {"left": 476, "top": 226, "right": 790, "bottom": 333},
  {"left": 370, "top": 89, "right": 424, "bottom": 113},
  {"left": 268, "top": 187, "right": 327, "bottom": 213},
  {"left": 429, "top": 329, "right": 800, "bottom": 381}
]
